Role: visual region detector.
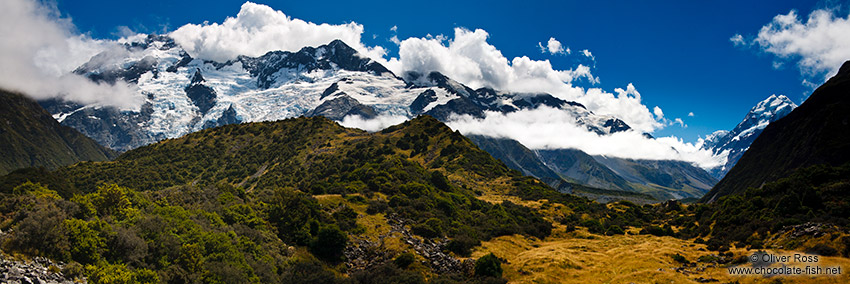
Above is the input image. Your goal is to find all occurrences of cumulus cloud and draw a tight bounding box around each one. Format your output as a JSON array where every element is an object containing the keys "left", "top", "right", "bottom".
[
  {"left": 673, "top": 118, "right": 686, "bottom": 128},
  {"left": 0, "top": 0, "right": 142, "bottom": 109},
  {"left": 445, "top": 107, "right": 725, "bottom": 169},
  {"left": 740, "top": 8, "right": 850, "bottom": 83},
  {"left": 338, "top": 114, "right": 408, "bottom": 132},
  {"left": 390, "top": 28, "right": 668, "bottom": 132},
  {"left": 169, "top": 1, "right": 388, "bottom": 63},
  {"left": 652, "top": 106, "right": 664, "bottom": 120},
  {"left": 581, "top": 49, "right": 594, "bottom": 60},
  {"left": 688, "top": 112, "right": 695, "bottom": 117},
  {"left": 538, "top": 37, "right": 569, "bottom": 55}
]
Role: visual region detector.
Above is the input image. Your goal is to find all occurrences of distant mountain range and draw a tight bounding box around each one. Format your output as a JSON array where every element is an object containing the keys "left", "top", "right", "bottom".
[
  {"left": 467, "top": 135, "right": 717, "bottom": 201},
  {"left": 43, "top": 35, "right": 630, "bottom": 152},
  {"left": 0, "top": 90, "right": 115, "bottom": 175},
  {"left": 701, "top": 94, "right": 797, "bottom": 179},
  {"left": 30, "top": 34, "right": 720, "bottom": 200},
  {"left": 703, "top": 60, "right": 850, "bottom": 202},
  {"left": 15, "top": 34, "right": 809, "bottom": 201}
]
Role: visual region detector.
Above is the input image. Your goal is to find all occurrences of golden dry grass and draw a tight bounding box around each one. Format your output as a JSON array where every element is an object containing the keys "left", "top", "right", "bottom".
[{"left": 470, "top": 225, "right": 850, "bottom": 284}]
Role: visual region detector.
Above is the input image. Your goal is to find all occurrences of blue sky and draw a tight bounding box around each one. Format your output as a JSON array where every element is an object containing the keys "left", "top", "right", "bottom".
[{"left": 55, "top": 0, "right": 840, "bottom": 141}]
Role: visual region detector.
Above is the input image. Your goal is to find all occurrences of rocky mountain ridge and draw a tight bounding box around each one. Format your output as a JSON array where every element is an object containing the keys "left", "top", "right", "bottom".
[
  {"left": 45, "top": 34, "right": 635, "bottom": 151},
  {"left": 702, "top": 94, "right": 797, "bottom": 179}
]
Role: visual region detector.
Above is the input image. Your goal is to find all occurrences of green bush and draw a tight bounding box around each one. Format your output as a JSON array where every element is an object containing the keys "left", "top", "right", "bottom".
[
  {"left": 352, "top": 262, "right": 425, "bottom": 284},
  {"left": 393, "top": 252, "right": 416, "bottom": 269},
  {"left": 671, "top": 253, "right": 689, "bottom": 264},
  {"left": 475, "top": 253, "right": 502, "bottom": 278},
  {"left": 582, "top": 219, "right": 604, "bottom": 235},
  {"left": 430, "top": 171, "right": 450, "bottom": 190},
  {"left": 446, "top": 235, "right": 480, "bottom": 257},
  {"left": 11, "top": 202, "right": 70, "bottom": 260},
  {"left": 309, "top": 225, "right": 348, "bottom": 261},
  {"left": 806, "top": 244, "right": 838, "bottom": 256},
  {"left": 605, "top": 225, "right": 625, "bottom": 236}
]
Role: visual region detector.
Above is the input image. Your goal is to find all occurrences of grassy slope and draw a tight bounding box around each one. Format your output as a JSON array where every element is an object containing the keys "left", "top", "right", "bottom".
[
  {"left": 0, "top": 90, "right": 115, "bottom": 175},
  {"left": 472, "top": 226, "right": 850, "bottom": 284},
  {"left": 0, "top": 115, "right": 582, "bottom": 282}
]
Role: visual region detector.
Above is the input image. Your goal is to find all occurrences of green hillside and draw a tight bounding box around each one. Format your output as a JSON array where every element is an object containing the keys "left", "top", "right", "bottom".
[
  {"left": 0, "top": 90, "right": 115, "bottom": 175},
  {"left": 0, "top": 115, "right": 665, "bottom": 283}
]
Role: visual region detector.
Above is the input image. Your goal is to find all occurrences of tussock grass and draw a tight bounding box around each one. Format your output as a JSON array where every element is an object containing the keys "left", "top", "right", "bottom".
[{"left": 471, "top": 225, "right": 850, "bottom": 284}]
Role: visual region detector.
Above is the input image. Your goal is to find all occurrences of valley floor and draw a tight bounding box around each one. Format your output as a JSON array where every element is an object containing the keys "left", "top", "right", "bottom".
[{"left": 470, "top": 226, "right": 850, "bottom": 284}]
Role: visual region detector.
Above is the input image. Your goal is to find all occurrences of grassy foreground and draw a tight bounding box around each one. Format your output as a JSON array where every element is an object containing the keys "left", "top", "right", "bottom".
[{"left": 469, "top": 226, "right": 850, "bottom": 284}]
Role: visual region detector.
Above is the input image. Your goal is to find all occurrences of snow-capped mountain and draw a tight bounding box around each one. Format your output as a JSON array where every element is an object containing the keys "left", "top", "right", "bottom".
[
  {"left": 42, "top": 34, "right": 635, "bottom": 151},
  {"left": 703, "top": 94, "right": 798, "bottom": 179}
]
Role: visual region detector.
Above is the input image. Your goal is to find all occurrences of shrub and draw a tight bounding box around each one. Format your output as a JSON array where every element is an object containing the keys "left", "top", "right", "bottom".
[
  {"left": 281, "top": 259, "right": 345, "bottom": 284},
  {"left": 393, "top": 252, "right": 416, "bottom": 269},
  {"left": 806, "top": 244, "right": 838, "bottom": 256},
  {"left": 11, "top": 202, "right": 70, "bottom": 260},
  {"left": 698, "top": 255, "right": 719, "bottom": 263},
  {"left": 705, "top": 238, "right": 724, "bottom": 251},
  {"left": 352, "top": 262, "right": 424, "bottom": 284},
  {"left": 605, "top": 225, "right": 625, "bottom": 236},
  {"left": 309, "top": 225, "right": 348, "bottom": 261},
  {"left": 581, "top": 219, "right": 604, "bottom": 235},
  {"left": 430, "top": 171, "right": 450, "bottom": 190},
  {"left": 446, "top": 235, "right": 480, "bottom": 257},
  {"left": 641, "top": 225, "right": 673, "bottom": 237},
  {"left": 366, "top": 200, "right": 388, "bottom": 214},
  {"left": 475, "top": 253, "right": 502, "bottom": 278},
  {"left": 412, "top": 218, "right": 443, "bottom": 238},
  {"left": 12, "top": 181, "right": 60, "bottom": 199},
  {"left": 671, "top": 253, "right": 689, "bottom": 264},
  {"left": 64, "top": 218, "right": 107, "bottom": 263}
]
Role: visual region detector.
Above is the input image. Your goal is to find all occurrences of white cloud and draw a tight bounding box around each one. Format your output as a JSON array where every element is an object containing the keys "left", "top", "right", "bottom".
[
  {"left": 746, "top": 8, "right": 850, "bottom": 82},
  {"left": 446, "top": 107, "right": 725, "bottom": 169},
  {"left": 390, "top": 35, "right": 400, "bottom": 45},
  {"left": 581, "top": 49, "right": 594, "bottom": 60},
  {"left": 673, "top": 118, "right": 686, "bottom": 128},
  {"left": 391, "top": 28, "right": 667, "bottom": 132},
  {"left": 653, "top": 106, "right": 664, "bottom": 120},
  {"left": 688, "top": 112, "right": 694, "bottom": 117},
  {"left": 169, "top": 2, "right": 388, "bottom": 63},
  {"left": 729, "top": 34, "right": 746, "bottom": 46},
  {"left": 390, "top": 25, "right": 398, "bottom": 32},
  {"left": 338, "top": 114, "right": 408, "bottom": 132},
  {"left": 0, "top": 0, "right": 143, "bottom": 109},
  {"left": 538, "top": 37, "right": 569, "bottom": 55}
]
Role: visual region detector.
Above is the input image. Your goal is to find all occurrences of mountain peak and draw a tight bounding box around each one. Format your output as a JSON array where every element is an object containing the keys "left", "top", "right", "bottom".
[
  {"left": 750, "top": 94, "right": 797, "bottom": 117},
  {"left": 327, "top": 39, "right": 352, "bottom": 51},
  {"left": 236, "top": 39, "right": 392, "bottom": 89},
  {"left": 704, "top": 60, "right": 850, "bottom": 202},
  {"left": 702, "top": 94, "right": 798, "bottom": 179}
]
